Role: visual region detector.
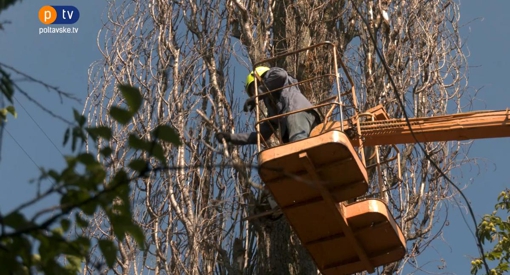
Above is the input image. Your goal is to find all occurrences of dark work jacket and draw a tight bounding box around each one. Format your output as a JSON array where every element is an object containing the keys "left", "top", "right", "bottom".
[{"left": 230, "top": 67, "right": 317, "bottom": 145}]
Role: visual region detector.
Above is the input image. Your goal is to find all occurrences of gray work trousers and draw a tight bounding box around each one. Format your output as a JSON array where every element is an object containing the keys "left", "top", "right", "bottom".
[{"left": 286, "top": 111, "right": 319, "bottom": 142}]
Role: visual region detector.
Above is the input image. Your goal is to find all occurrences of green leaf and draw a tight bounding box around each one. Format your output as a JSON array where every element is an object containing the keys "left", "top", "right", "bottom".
[
  {"left": 0, "top": 1, "right": 22, "bottom": 17},
  {"left": 61, "top": 219, "right": 71, "bottom": 232},
  {"left": 153, "top": 125, "right": 181, "bottom": 145},
  {"left": 0, "top": 69, "right": 14, "bottom": 103},
  {"left": 124, "top": 224, "right": 146, "bottom": 250},
  {"left": 73, "top": 109, "right": 86, "bottom": 127},
  {"left": 70, "top": 127, "right": 86, "bottom": 152},
  {"left": 86, "top": 126, "right": 112, "bottom": 141},
  {"left": 74, "top": 236, "right": 91, "bottom": 253},
  {"left": 75, "top": 214, "right": 89, "bottom": 228},
  {"left": 64, "top": 255, "right": 82, "bottom": 273},
  {"left": 118, "top": 84, "right": 142, "bottom": 113},
  {"left": 100, "top": 147, "right": 113, "bottom": 157},
  {"left": 150, "top": 142, "right": 166, "bottom": 163},
  {"left": 98, "top": 239, "right": 117, "bottom": 268},
  {"left": 128, "top": 134, "right": 150, "bottom": 151},
  {"left": 5, "top": 105, "right": 16, "bottom": 118},
  {"left": 0, "top": 108, "right": 6, "bottom": 120},
  {"left": 128, "top": 159, "right": 148, "bottom": 172},
  {"left": 52, "top": 227, "right": 64, "bottom": 237},
  {"left": 88, "top": 164, "right": 106, "bottom": 184},
  {"left": 63, "top": 128, "right": 70, "bottom": 146},
  {"left": 110, "top": 170, "right": 129, "bottom": 187},
  {"left": 81, "top": 200, "right": 97, "bottom": 216},
  {"left": 109, "top": 212, "right": 128, "bottom": 242},
  {"left": 64, "top": 155, "right": 78, "bottom": 168},
  {"left": 61, "top": 190, "right": 95, "bottom": 215},
  {"left": 3, "top": 212, "right": 28, "bottom": 229},
  {"left": 47, "top": 170, "right": 60, "bottom": 182},
  {"left": 0, "top": 254, "right": 23, "bottom": 274},
  {"left": 12, "top": 236, "right": 33, "bottom": 267},
  {"left": 77, "top": 153, "right": 96, "bottom": 166},
  {"left": 109, "top": 107, "right": 132, "bottom": 125}
]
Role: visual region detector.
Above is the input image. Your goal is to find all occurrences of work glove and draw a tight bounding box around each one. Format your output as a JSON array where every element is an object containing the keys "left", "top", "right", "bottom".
[
  {"left": 215, "top": 132, "right": 232, "bottom": 143},
  {"left": 243, "top": 97, "right": 256, "bottom": 112}
]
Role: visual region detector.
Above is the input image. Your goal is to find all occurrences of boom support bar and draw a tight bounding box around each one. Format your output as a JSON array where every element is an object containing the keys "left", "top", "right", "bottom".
[{"left": 356, "top": 110, "right": 510, "bottom": 146}]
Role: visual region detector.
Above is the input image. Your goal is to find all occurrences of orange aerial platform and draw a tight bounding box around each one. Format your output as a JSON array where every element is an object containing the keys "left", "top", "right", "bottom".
[
  {"left": 258, "top": 130, "right": 406, "bottom": 274},
  {"left": 248, "top": 42, "right": 510, "bottom": 274}
]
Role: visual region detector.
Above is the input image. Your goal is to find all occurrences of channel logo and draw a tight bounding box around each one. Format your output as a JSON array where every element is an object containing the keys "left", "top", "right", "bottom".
[{"left": 38, "top": 6, "right": 79, "bottom": 25}]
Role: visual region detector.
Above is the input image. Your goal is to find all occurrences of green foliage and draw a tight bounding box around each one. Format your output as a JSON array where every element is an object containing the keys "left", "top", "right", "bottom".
[
  {"left": 0, "top": 68, "right": 14, "bottom": 102},
  {"left": 0, "top": 0, "right": 22, "bottom": 15},
  {"left": 0, "top": 0, "right": 22, "bottom": 30},
  {"left": 109, "top": 84, "right": 144, "bottom": 125},
  {"left": 0, "top": 67, "right": 17, "bottom": 123},
  {"left": 109, "top": 107, "right": 132, "bottom": 124},
  {"left": 471, "top": 189, "right": 510, "bottom": 275},
  {"left": 86, "top": 126, "right": 112, "bottom": 141},
  {"left": 0, "top": 105, "right": 16, "bottom": 122},
  {"left": 98, "top": 239, "right": 117, "bottom": 268},
  {"left": 118, "top": 84, "right": 142, "bottom": 114},
  {"left": 0, "top": 84, "right": 180, "bottom": 273},
  {"left": 153, "top": 124, "right": 182, "bottom": 146}
]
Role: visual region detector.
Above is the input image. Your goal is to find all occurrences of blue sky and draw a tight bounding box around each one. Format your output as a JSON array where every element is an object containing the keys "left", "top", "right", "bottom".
[{"left": 0, "top": 1, "right": 509, "bottom": 274}]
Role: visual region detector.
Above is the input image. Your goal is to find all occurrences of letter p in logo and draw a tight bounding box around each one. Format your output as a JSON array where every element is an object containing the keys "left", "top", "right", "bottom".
[{"left": 38, "top": 6, "right": 57, "bottom": 24}]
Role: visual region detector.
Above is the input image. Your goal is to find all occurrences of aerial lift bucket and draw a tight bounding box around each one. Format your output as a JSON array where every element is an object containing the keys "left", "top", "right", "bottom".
[
  {"left": 258, "top": 130, "right": 406, "bottom": 274},
  {"left": 250, "top": 39, "right": 510, "bottom": 274}
]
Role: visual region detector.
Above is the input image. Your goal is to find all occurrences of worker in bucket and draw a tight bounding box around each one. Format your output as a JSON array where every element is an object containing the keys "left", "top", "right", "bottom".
[{"left": 215, "top": 66, "right": 321, "bottom": 145}]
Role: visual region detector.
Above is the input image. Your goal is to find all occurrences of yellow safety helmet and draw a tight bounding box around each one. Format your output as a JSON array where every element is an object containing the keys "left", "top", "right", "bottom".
[{"left": 245, "top": 66, "right": 270, "bottom": 92}]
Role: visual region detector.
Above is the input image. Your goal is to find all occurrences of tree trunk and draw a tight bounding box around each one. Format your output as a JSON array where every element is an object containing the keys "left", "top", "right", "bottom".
[{"left": 260, "top": 218, "right": 317, "bottom": 275}]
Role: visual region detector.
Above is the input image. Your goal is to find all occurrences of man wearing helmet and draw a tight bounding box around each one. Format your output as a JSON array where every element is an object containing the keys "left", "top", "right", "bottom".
[{"left": 215, "top": 66, "right": 320, "bottom": 145}]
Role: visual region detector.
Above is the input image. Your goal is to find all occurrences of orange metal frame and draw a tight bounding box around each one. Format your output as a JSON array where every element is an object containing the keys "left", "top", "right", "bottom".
[
  {"left": 310, "top": 108, "right": 510, "bottom": 146},
  {"left": 355, "top": 109, "right": 510, "bottom": 145},
  {"left": 249, "top": 41, "right": 510, "bottom": 274},
  {"left": 250, "top": 42, "right": 407, "bottom": 274},
  {"left": 258, "top": 130, "right": 406, "bottom": 274}
]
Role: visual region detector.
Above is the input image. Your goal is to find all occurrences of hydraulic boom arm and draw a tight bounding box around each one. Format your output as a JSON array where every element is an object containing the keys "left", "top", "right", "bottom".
[
  {"left": 357, "top": 110, "right": 510, "bottom": 146},
  {"left": 313, "top": 109, "right": 510, "bottom": 146}
]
